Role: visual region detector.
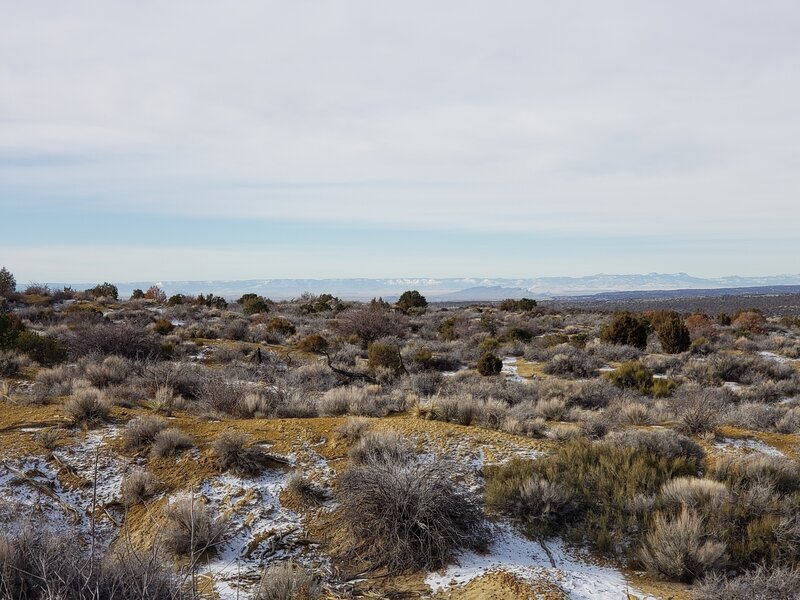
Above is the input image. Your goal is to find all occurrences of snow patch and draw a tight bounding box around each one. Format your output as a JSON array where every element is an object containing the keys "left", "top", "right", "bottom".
[
  {"left": 426, "top": 523, "right": 654, "bottom": 600},
  {"left": 714, "top": 437, "right": 784, "bottom": 457}
]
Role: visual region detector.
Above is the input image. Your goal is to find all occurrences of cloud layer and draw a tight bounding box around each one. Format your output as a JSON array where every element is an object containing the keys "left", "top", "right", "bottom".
[{"left": 2, "top": 1, "right": 799, "bottom": 281}]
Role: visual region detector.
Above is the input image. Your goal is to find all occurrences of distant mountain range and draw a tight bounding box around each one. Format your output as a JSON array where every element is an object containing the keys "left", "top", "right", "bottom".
[{"left": 50, "top": 273, "right": 800, "bottom": 301}]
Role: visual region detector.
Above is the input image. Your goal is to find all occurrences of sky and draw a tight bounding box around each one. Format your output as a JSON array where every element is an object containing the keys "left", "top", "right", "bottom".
[{"left": 2, "top": 1, "right": 799, "bottom": 284}]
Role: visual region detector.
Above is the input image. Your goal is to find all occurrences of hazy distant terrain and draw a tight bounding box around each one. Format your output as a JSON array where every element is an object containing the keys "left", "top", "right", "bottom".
[{"left": 46, "top": 273, "right": 800, "bottom": 301}]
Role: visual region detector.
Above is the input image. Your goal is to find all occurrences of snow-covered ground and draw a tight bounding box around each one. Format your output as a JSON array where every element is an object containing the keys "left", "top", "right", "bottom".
[
  {"left": 194, "top": 445, "right": 333, "bottom": 598},
  {"left": 713, "top": 437, "right": 784, "bottom": 457},
  {"left": 759, "top": 351, "right": 793, "bottom": 364},
  {"left": 502, "top": 357, "right": 527, "bottom": 382},
  {"left": 426, "top": 523, "right": 655, "bottom": 599}
]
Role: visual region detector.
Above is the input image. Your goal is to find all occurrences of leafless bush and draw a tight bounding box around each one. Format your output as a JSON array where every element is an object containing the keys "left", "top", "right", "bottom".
[
  {"left": 500, "top": 415, "right": 548, "bottom": 437},
  {"left": 83, "top": 356, "right": 133, "bottom": 388},
  {"left": 617, "top": 401, "right": 652, "bottom": 425},
  {"left": 68, "top": 322, "right": 159, "bottom": 360},
  {"left": 0, "top": 350, "right": 27, "bottom": 377},
  {"left": 318, "top": 386, "right": 387, "bottom": 417},
  {"left": 643, "top": 353, "right": 686, "bottom": 376},
  {"left": 542, "top": 345, "right": 602, "bottom": 378},
  {"left": 608, "top": 429, "right": 705, "bottom": 463},
  {"left": 580, "top": 413, "right": 610, "bottom": 439},
  {"left": 285, "top": 363, "right": 339, "bottom": 394},
  {"left": 573, "top": 378, "right": 617, "bottom": 409},
  {"left": 589, "top": 341, "right": 642, "bottom": 363},
  {"left": 637, "top": 507, "right": 725, "bottom": 582},
  {"left": 776, "top": 409, "right": 800, "bottom": 434},
  {"left": 151, "top": 428, "right": 193, "bottom": 458},
  {"left": 694, "top": 566, "right": 800, "bottom": 600},
  {"left": 534, "top": 398, "right": 568, "bottom": 420},
  {"left": 335, "top": 417, "right": 370, "bottom": 441},
  {"left": 123, "top": 415, "right": 167, "bottom": 451},
  {"left": 64, "top": 386, "right": 111, "bottom": 424},
  {"left": 409, "top": 371, "right": 442, "bottom": 396},
  {"left": 104, "top": 383, "right": 147, "bottom": 407},
  {"left": 659, "top": 477, "right": 729, "bottom": 510},
  {"left": 120, "top": 468, "right": 159, "bottom": 505},
  {"left": 144, "top": 361, "right": 206, "bottom": 400},
  {"left": 677, "top": 404, "right": 719, "bottom": 435},
  {"left": 337, "top": 306, "right": 406, "bottom": 346},
  {"left": 285, "top": 472, "right": 327, "bottom": 506},
  {"left": 273, "top": 391, "right": 320, "bottom": 418},
  {"left": 212, "top": 431, "right": 277, "bottom": 476},
  {"left": 348, "top": 431, "right": 415, "bottom": 466},
  {"left": 332, "top": 458, "right": 488, "bottom": 574},
  {"left": 0, "top": 526, "right": 185, "bottom": 599},
  {"left": 31, "top": 364, "right": 76, "bottom": 402},
  {"left": 667, "top": 385, "right": 724, "bottom": 435},
  {"left": 200, "top": 378, "right": 250, "bottom": 416},
  {"left": 35, "top": 427, "right": 61, "bottom": 451},
  {"left": 713, "top": 454, "right": 800, "bottom": 494},
  {"left": 252, "top": 560, "right": 322, "bottom": 600},
  {"left": 485, "top": 471, "right": 573, "bottom": 536},
  {"left": 724, "top": 402, "right": 781, "bottom": 431},
  {"left": 162, "top": 497, "right": 228, "bottom": 557},
  {"left": 548, "top": 423, "right": 584, "bottom": 441}
]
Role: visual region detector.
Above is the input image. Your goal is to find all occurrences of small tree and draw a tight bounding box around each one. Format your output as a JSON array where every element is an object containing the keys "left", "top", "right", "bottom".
[
  {"left": 238, "top": 293, "right": 270, "bottom": 315},
  {"left": 477, "top": 352, "right": 503, "bottom": 376},
  {"left": 654, "top": 312, "right": 691, "bottom": 354},
  {"left": 396, "top": 290, "right": 427, "bottom": 313},
  {"left": 166, "top": 294, "right": 186, "bottom": 306},
  {"left": 498, "top": 298, "right": 537, "bottom": 312},
  {"left": 0, "top": 313, "right": 25, "bottom": 349},
  {"left": 130, "top": 289, "right": 145, "bottom": 300},
  {"left": 87, "top": 282, "right": 119, "bottom": 300},
  {"left": 0, "top": 267, "right": 16, "bottom": 298},
  {"left": 600, "top": 311, "right": 650, "bottom": 350}
]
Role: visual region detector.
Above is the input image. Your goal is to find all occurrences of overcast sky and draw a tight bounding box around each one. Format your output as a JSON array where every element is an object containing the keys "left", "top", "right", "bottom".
[{"left": 2, "top": 1, "right": 799, "bottom": 283}]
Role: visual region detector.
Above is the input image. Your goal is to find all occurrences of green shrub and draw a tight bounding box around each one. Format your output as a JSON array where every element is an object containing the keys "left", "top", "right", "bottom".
[
  {"left": 498, "top": 298, "right": 537, "bottom": 312},
  {"left": 153, "top": 318, "right": 174, "bottom": 335},
  {"left": 240, "top": 294, "right": 270, "bottom": 315},
  {"left": 437, "top": 317, "right": 458, "bottom": 341},
  {"left": 484, "top": 458, "right": 573, "bottom": 536},
  {"left": 600, "top": 311, "right": 650, "bottom": 349},
  {"left": 0, "top": 266, "right": 17, "bottom": 297},
  {"left": 396, "top": 290, "right": 427, "bottom": 313},
  {"left": 86, "top": 282, "right": 118, "bottom": 300},
  {"left": 0, "top": 313, "right": 25, "bottom": 349},
  {"left": 486, "top": 439, "right": 701, "bottom": 555},
  {"left": 266, "top": 317, "right": 296, "bottom": 336},
  {"left": 652, "top": 378, "right": 678, "bottom": 398},
  {"left": 367, "top": 342, "right": 404, "bottom": 375},
  {"left": 653, "top": 311, "right": 691, "bottom": 354},
  {"left": 502, "top": 327, "right": 533, "bottom": 343},
  {"left": 605, "top": 361, "right": 653, "bottom": 394},
  {"left": 166, "top": 294, "right": 186, "bottom": 306},
  {"left": 476, "top": 352, "right": 503, "bottom": 376},
  {"left": 14, "top": 331, "right": 68, "bottom": 366},
  {"left": 412, "top": 346, "right": 433, "bottom": 365}
]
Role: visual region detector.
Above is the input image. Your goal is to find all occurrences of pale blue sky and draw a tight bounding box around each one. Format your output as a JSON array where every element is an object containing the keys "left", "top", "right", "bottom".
[{"left": 2, "top": 1, "right": 799, "bottom": 283}]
